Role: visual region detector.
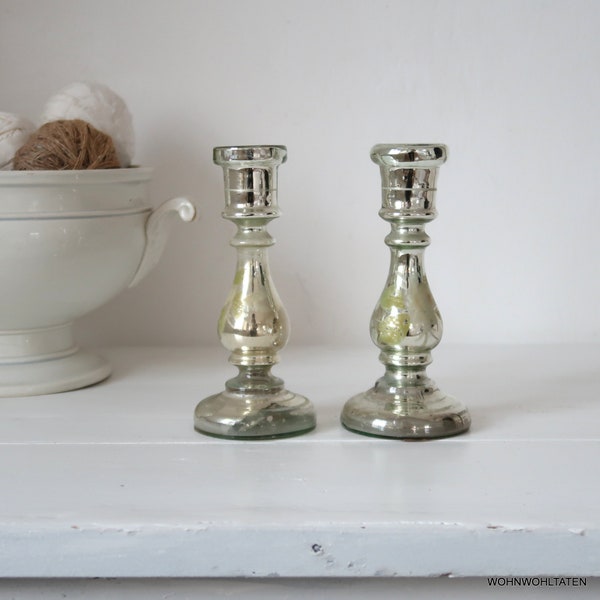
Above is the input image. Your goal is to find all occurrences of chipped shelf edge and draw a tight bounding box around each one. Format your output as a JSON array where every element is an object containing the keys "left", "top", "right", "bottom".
[{"left": 1, "top": 523, "right": 598, "bottom": 578}]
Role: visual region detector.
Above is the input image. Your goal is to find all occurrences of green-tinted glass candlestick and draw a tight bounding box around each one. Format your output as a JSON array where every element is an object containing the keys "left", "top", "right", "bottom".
[
  {"left": 341, "top": 144, "right": 471, "bottom": 439},
  {"left": 194, "top": 145, "right": 316, "bottom": 439}
]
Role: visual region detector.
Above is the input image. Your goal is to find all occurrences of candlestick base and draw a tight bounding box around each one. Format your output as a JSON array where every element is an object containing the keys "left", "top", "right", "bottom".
[
  {"left": 341, "top": 382, "right": 470, "bottom": 440},
  {"left": 194, "top": 389, "right": 316, "bottom": 440}
]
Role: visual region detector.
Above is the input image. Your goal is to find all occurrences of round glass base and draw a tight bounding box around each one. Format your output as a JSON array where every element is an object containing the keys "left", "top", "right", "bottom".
[
  {"left": 194, "top": 389, "right": 316, "bottom": 440},
  {"left": 341, "top": 385, "right": 470, "bottom": 440}
]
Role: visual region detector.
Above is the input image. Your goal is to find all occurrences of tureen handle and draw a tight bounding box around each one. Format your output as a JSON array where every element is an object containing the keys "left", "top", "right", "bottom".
[{"left": 129, "top": 197, "right": 196, "bottom": 288}]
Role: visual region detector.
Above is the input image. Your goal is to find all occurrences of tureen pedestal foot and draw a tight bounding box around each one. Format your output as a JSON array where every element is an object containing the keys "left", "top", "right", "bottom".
[{"left": 0, "top": 323, "right": 110, "bottom": 397}]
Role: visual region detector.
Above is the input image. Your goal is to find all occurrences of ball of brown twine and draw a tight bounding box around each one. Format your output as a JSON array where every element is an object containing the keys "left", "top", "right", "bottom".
[{"left": 13, "top": 119, "right": 121, "bottom": 170}]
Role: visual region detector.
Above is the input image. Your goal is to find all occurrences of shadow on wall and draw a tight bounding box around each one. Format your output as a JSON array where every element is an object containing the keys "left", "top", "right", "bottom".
[{"left": 75, "top": 115, "right": 228, "bottom": 347}]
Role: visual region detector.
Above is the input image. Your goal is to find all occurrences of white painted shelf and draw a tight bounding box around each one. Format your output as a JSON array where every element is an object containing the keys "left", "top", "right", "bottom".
[{"left": 0, "top": 344, "right": 599, "bottom": 578}]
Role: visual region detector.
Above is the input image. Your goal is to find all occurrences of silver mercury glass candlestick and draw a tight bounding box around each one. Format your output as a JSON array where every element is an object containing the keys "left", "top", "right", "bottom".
[
  {"left": 341, "top": 143, "right": 471, "bottom": 439},
  {"left": 194, "top": 145, "right": 316, "bottom": 439}
]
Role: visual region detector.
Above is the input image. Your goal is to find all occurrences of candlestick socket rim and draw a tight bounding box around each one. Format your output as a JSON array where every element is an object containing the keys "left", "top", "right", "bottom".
[
  {"left": 213, "top": 145, "right": 287, "bottom": 165},
  {"left": 371, "top": 144, "right": 447, "bottom": 168}
]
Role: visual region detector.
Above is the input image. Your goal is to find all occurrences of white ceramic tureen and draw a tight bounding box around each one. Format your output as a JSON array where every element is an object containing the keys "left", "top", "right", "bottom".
[{"left": 0, "top": 167, "right": 195, "bottom": 396}]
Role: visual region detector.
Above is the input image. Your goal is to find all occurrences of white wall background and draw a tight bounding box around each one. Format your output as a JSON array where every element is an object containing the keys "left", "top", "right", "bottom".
[{"left": 1, "top": 0, "right": 599, "bottom": 347}]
